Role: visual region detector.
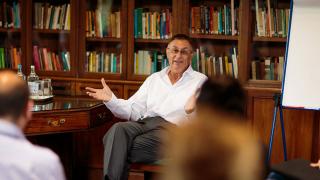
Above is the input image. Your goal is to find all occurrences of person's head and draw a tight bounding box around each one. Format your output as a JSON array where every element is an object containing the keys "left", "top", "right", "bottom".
[
  {"left": 0, "top": 70, "right": 32, "bottom": 128},
  {"left": 197, "top": 76, "right": 246, "bottom": 118},
  {"left": 163, "top": 117, "right": 263, "bottom": 180},
  {"left": 166, "top": 34, "right": 194, "bottom": 76}
]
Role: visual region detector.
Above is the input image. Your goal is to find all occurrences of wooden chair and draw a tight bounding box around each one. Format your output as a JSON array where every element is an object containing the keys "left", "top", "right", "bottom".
[{"left": 130, "top": 162, "right": 163, "bottom": 180}]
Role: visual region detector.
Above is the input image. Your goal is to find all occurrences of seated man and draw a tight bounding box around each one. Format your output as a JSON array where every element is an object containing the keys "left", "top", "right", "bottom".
[
  {"left": 0, "top": 70, "right": 65, "bottom": 180},
  {"left": 86, "top": 34, "right": 207, "bottom": 180}
]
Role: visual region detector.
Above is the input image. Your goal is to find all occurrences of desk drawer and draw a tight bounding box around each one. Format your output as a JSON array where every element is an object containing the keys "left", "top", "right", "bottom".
[{"left": 26, "top": 112, "right": 89, "bottom": 135}]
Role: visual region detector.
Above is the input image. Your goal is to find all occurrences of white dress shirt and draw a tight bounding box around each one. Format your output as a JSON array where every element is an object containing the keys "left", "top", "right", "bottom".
[
  {"left": 105, "top": 66, "right": 207, "bottom": 124},
  {"left": 0, "top": 120, "right": 65, "bottom": 180}
]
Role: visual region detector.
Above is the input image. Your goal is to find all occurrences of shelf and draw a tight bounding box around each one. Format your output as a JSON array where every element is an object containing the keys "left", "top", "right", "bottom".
[
  {"left": 86, "top": 37, "right": 121, "bottom": 42},
  {"left": 127, "top": 74, "right": 149, "bottom": 81},
  {"left": 190, "top": 34, "right": 239, "bottom": 41},
  {"left": 80, "top": 72, "right": 124, "bottom": 80},
  {"left": 246, "top": 79, "right": 282, "bottom": 89},
  {"left": 36, "top": 70, "right": 75, "bottom": 78},
  {"left": 51, "top": 76, "right": 143, "bottom": 85},
  {"left": 135, "top": 39, "right": 170, "bottom": 44},
  {"left": 253, "top": 36, "right": 287, "bottom": 43},
  {"left": 33, "top": 29, "right": 70, "bottom": 34},
  {"left": 84, "top": 72, "right": 122, "bottom": 75},
  {"left": 0, "top": 28, "right": 21, "bottom": 33}
]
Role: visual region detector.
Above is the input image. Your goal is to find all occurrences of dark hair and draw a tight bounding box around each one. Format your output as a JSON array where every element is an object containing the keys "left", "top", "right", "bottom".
[
  {"left": 0, "top": 71, "right": 30, "bottom": 120},
  {"left": 197, "top": 76, "right": 246, "bottom": 116},
  {"left": 168, "top": 34, "right": 194, "bottom": 50}
]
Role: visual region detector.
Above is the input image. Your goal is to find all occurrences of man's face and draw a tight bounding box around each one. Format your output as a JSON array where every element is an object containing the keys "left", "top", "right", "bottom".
[{"left": 166, "top": 39, "right": 193, "bottom": 75}]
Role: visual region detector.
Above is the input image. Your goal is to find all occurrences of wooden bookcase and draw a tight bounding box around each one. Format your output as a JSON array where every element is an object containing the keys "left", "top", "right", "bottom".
[
  {"left": 25, "top": 0, "right": 77, "bottom": 78},
  {"left": 248, "top": 0, "right": 289, "bottom": 88},
  {"left": 127, "top": 0, "right": 176, "bottom": 81},
  {"left": 186, "top": 0, "right": 240, "bottom": 80},
  {"left": 0, "top": 0, "right": 290, "bottom": 90},
  {"left": 78, "top": 0, "right": 127, "bottom": 80},
  {"left": 0, "top": 0, "right": 26, "bottom": 71}
]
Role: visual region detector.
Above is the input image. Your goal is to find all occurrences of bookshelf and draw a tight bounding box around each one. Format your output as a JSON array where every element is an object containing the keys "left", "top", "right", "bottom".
[
  {"left": 25, "top": 0, "right": 77, "bottom": 78},
  {"left": 0, "top": 0, "right": 291, "bottom": 89},
  {"left": 78, "top": 0, "right": 127, "bottom": 80},
  {"left": 0, "top": 0, "right": 25, "bottom": 71},
  {"left": 250, "top": 0, "right": 289, "bottom": 86},
  {"left": 190, "top": 34, "right": 239, "bottom": 41},
  {"left": 185, "top": 0, "right": 240, "bottom": 79},
  {"left": 253, "top": 36, "right": 287, "bottom": 42},
  {"left": 127, "top": 0, "right": 175, "bottom": 81},
  {"left": 0, "top": 28, "right": 21, "bottom": 33}
]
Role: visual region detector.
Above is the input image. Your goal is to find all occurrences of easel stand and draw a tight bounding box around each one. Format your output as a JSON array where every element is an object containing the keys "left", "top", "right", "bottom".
[{"left": 267, "top": 93, "right": 288, "bottom": 163}]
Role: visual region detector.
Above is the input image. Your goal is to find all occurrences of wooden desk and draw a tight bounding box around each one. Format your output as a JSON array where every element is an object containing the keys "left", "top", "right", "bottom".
[
  {"left": 24, "top": 97, "right": 114, "bottom": 179},
  {"left": 25, "top": 96, "right": 113, "bottom": 135}
]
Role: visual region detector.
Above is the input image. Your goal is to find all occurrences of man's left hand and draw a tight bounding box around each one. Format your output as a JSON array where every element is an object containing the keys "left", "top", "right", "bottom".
[
  {"left": 310, "top": 159, "right": 320, "bottom": 169},
  {"left": 184, "top": 89, "right": 200, "bottom": 114}
]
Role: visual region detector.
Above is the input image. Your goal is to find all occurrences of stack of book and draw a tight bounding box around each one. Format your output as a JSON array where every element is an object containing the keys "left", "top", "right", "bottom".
[
  {"left": 0, "top": 1, "right": 21, "bottom": 28},
  {"left": 0, "top": 47, "right": 21, "bottom": 69},
  {"left": 86, "top": 10, "right": 121, "bottom": 38},
  {"left": 192, "top": 46, "right": 238, "bottom": 78},
  {"left": 134, "top": 8, "right": 172, "bottom": 39},
  {"left": 33, "top": 2, "right": 71, "bottom": 30},
  {"left": 251, "top": 56, "right": 284, "bottom": 80},
  {"left": 33, "top": 46, "right": 70, "bottom": 71},
  {"left": 85, "top": 51, "right": 122, "bottom": 73},
  {"left": 254, "top": 0, "right": 290, "bottom": 37},
  {"left": 134, "top": 50, "right": 168, "bottom": 75},
  {"left": 190, "top": 0, "right": 239, "bottom": 35}
]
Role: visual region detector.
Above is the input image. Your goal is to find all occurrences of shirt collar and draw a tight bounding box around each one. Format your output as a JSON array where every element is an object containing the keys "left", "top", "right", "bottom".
[
  {"left": 161, "top": 65, "right": 194, "bottom": 78},
  {"left": 0, "top": 119, "right": 26, "bottom": 140}
]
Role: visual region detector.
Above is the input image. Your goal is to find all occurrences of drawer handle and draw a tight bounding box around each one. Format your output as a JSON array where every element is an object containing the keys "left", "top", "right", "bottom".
[
  {"left": 47, "top": 119, "right": 66, "bottom": 127},
  {"left": 98, "top": 112, "right": 107, "bottom": 120}
]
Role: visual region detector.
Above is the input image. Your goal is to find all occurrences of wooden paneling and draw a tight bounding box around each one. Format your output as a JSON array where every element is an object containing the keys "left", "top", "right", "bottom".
[
  {"left": 28, "top": 133, "right": 74, "bottom": 180},
  {"left": 238, "top": 0, "right": 252, "bottom": 83},
  {"left": 51, "top": 80, "right": 76, "bottom": 96},
  {"left": 73, "top": 117, "right": 123, "bottom": 180},
  {"left": 311, "top": 112, "right": 320, "bottom": 161},
  {"left": 124, "top": 85, "right": 140, "bottom": 99},
  {"left": 246, "top": 88, "right": 319, "bottom": 164}
]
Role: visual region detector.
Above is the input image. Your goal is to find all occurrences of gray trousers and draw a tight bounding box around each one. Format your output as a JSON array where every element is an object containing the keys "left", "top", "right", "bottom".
[{"left": 103, "top": 116, "right": 173, "bottom": 180}]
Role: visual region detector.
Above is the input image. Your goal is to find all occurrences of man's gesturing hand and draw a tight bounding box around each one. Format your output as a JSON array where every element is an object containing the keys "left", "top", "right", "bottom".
[
  {"left": 310, "top": 159, "right": 320, "bottom": 169},
  {"left": 85, "top": 78, "right": 113, "bottom": 102},
  {"left": 184, "top": 88, "right": 200, "bottom": 114}
]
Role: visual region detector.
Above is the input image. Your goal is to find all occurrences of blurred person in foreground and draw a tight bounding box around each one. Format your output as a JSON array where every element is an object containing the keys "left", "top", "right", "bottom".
[
  {"left": 0, "top": 70, "right": 65, "bottom": 180},
  {"left": 163, "top": 76, "right": 264, "bottom": 180}
]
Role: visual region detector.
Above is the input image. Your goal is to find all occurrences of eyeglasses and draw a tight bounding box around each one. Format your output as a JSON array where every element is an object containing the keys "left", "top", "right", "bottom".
[{"left": 167, "top": 47, "right": 193, "bottom": 56}]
